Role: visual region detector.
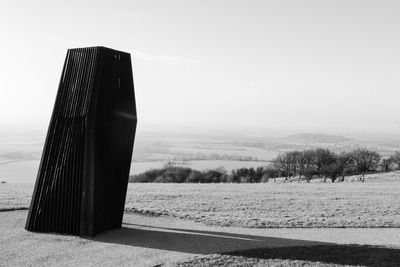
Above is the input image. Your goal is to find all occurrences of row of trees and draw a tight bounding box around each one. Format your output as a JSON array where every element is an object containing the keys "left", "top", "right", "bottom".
[
  {"left": 129, "top": 149, "right": 400, "bottom": 183},
  {"left": 273, "top": 149, "right": 400, "bottom": 183}
]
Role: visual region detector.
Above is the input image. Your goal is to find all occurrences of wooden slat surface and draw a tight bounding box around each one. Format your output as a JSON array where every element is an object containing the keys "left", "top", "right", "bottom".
[{"left": 25, "top": 47, "right": 137, "bottom": 236}]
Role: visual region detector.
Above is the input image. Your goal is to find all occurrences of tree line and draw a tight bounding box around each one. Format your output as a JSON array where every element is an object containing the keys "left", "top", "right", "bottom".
[
  {"left": 272, "top": 148, "right": 400, "bottom": 183},
  {"left": 129, "top": 149, "right": 400, "bottom": 183}
]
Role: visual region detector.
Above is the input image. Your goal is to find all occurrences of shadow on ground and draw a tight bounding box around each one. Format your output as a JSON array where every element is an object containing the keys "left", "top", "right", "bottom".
[
  {"left": 87, "top": 223, "right": 400, "bottom": 266},
  {"left": 225, "top": 244, "right": 400, "bottom": 267}
]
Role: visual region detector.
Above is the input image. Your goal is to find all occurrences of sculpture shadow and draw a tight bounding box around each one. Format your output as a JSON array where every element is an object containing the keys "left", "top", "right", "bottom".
[{"left": 88, "top": 223, "right": 400, "bottom": 266}]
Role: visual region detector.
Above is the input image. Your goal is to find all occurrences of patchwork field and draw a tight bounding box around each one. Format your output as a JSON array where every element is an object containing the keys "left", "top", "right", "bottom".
[{"left": 2, "top": 172, "right": 400, "bottom": 228}]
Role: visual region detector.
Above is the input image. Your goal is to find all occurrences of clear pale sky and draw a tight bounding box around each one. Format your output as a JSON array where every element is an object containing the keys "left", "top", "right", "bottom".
[{"left": 1, "top": 0, "right": 399, "bottom": 134}]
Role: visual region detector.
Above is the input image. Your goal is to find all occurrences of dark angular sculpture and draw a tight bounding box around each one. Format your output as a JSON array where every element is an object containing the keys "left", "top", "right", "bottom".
[{"left": 25, "top": 47, "right": 137, "bottom": 237}]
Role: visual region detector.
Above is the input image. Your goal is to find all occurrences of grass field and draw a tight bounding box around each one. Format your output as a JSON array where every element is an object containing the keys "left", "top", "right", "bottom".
[
  {"left": 3, "top": 172, "right": 399, "bottom": 228},
  {"left": 125, "top": 172, "right": 400, "bottom": 228}
]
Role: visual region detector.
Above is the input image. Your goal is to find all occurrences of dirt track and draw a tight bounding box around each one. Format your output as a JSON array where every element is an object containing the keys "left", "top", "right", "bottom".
[{"left": 1, "top": 210, "right": 400, "bottom": 266}]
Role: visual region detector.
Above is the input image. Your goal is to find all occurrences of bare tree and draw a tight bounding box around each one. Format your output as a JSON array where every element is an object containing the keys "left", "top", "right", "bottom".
[
  {"left": 272, "top": 154, "right": 291, "bottom": 181},
  {"left": 297, "top": 150, "right": 316, "bottom": 183},
  {"left": 389, "top": 151, "right": 400, "bottom": 170},
  {"left": 336, "top": 152, "right": 354, "bottom": 182},
  {"left": 379, "top": 158, "right": 393, "bottom": 172},
  {"left": 288, "top": 151, "right": 301, "bottom": 182},
  {"left": 314, "top": 148, "right": 336, "bottom": 182},
  {"left": 352, "top": 148, "right": 381, "bottom": 181}
]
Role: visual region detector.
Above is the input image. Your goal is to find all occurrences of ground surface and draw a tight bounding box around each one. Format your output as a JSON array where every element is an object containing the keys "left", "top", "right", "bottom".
[
  {"left": 125, "top": 172, "right": 400, "bottom": 228},
  {"left": 2, "top": 172, "right": 400, "bottom": 228},
  {"left": 1, "top": 210, "right": 400, "bottom": 267}
]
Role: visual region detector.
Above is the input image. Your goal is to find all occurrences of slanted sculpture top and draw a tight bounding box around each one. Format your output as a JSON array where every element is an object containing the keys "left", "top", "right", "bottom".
[{"left": 25, "top": 47, "right": 137, "bottom": 237}]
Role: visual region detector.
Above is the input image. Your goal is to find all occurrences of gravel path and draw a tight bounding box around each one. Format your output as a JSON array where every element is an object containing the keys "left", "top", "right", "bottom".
[{"left": 1, "top": 210, "right": 400, "bottom": 266}]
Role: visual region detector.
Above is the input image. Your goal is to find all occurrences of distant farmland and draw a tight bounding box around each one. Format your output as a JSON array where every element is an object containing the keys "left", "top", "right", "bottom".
[{"left": 0, "top": 160, "right": 269, "bottom": 184}]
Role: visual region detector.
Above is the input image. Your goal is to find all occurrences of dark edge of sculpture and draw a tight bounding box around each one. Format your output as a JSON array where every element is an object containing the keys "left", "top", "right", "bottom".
[{"left": 25, "top": 46, "right": 137, "bottom": 237}]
